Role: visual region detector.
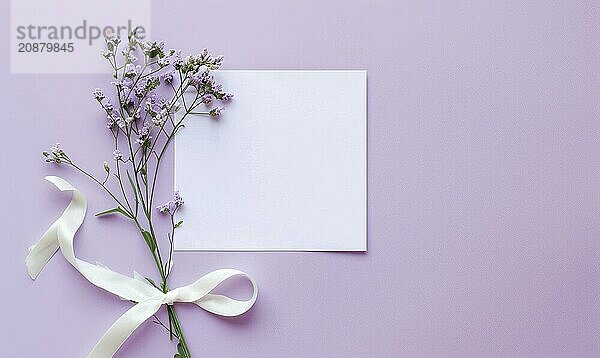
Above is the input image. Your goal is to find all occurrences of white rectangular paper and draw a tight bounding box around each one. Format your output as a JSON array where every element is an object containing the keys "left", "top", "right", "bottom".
[{"left": 174, "top": 70, "right": 366, "bottom": 251}]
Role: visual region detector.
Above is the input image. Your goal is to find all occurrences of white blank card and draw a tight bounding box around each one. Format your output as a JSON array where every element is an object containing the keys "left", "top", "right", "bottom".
[{"left": 174, "top": 70, "right": 366, "bottom": 251}]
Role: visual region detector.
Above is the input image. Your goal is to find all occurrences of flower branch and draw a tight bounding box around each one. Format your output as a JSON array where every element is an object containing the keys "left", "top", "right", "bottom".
[{"left": 43, "top": 28, "right": 232, "bottom": 358}]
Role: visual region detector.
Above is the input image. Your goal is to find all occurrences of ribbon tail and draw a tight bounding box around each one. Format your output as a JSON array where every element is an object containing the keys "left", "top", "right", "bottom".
[
  {"left": 26, "top": 176, "right": 86, "bottom": 279},
  {"left": 88, "top": 296, "right": 163, "bottom": 358},
  {"left": 26, "top": 221, "right": 60, "bottom": 279}
]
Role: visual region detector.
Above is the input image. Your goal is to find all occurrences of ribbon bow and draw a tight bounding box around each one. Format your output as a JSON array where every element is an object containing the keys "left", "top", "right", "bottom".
[{"left": 26, "top": 176, "right": 258, "bottom": 357}]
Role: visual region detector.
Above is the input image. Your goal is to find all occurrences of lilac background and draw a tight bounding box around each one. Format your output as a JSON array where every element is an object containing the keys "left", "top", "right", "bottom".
[{"left": 2, "top": 0, "right": 600, "bottom": 356}]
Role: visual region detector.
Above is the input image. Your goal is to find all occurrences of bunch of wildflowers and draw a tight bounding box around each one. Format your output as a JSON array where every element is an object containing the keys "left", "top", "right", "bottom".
[{"left": 43, "top": 28, "right": 232, "bottom": 358}]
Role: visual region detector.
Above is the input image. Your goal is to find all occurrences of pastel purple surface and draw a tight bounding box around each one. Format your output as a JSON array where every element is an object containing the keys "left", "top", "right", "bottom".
[{"left": 3, "top": 0, "right": 600, "bottom": 356}]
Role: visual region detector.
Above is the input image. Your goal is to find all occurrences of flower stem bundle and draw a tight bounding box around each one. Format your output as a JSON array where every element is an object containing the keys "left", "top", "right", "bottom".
[{"left": 43, "top": 28, "right": 233, "bottom": 358}]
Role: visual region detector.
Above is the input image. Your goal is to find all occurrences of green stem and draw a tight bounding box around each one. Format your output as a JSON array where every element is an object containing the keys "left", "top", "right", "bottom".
[
  {"left": 69, "top": 162, "right": 132, "bottom": 216},
  {"left": 78, "top": 49, "right": 221, "bottom": 357},
  {"left": 168, "top": 305, "right": 192, "bottom": 357}
]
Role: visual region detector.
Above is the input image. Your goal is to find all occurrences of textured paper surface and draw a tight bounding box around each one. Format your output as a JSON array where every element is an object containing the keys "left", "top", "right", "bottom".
[{"left": 174, "top": 70, "right": 366, "bottom": 251}]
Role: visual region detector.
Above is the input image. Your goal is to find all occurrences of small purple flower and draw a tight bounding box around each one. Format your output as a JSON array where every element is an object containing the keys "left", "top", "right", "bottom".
[
  {"left": 136, "top": 122, "right": 152, "bottom": 146},
  {"left": 124, "top": 64, "right": 140, "bottom": 79},
  {"left": 106, "top": 115, "right": 116, "bottom": 129},
  {"left": 42, "top": 143, "right": 69, "bottom": 164},
  {"left": 104, "top": 100, "right": 114, "bottom": 112},
  {"left": 144, "top": 92, "right": 158, "bottom": 112},
  {"left": 161, "top": 70, "right": 174, "bottom": 84},
  {"left": 158, "top": 97, "right": 169, "bottom": 109},
  {"left": 100, "top": 49, "right": 112, "bottom": 59},
  {"left": 111, "top": 77, "right": 133, "bottom": 91},
  {"left": 143, "top": 76, "right": 160, "bottom": 92},
  {"left": 157, "top": 191, "right": 184, "bottom": 215},
  {"left": 141, "top": 41, "right": 165, "bottom": 58},
  {"left": 202, "top": 95, "right": 212, "bottom": 105},
  {"left": 157, "top": 204, "right": 168, "bottom": 213},
  {"left": 105, "top": 34, "right": 121, "bottom": 52},
  {"left": 188, "top": 71, "right": 206, "bottom": 87},
  {"left": 174, "top": 191, "right": 184, "bottom": 206},
  {"left": 157, "top": 57, "right": 169, "bottom": 67},
  {"left": 92, "top": 88, "right": 105, "bottom": 101},
  {"left": 134, "top": 86, "right": 145, "bottom": 98},
  {"left": 152, "top": 112, "right": 167, "bottom": 126},
  {"left": 209, "top": 107, "right": 222, "bottom": 117},
  {"left": 124, "top": 51, "right": 137, "bottom": 63},
  {"left": 172, "top": 52, "right": 183, "bottom": 69}
]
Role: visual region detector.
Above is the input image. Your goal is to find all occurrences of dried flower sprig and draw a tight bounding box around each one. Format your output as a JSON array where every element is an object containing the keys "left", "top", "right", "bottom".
[
  {"left": 157, "top": 191, "right": 184, "bottom": 215},
  {"left": 42, "top": 143, "right": 70, "bottom": 164},
  {"left": 42, "top": 28, "right": 232, "bottom": 358}
]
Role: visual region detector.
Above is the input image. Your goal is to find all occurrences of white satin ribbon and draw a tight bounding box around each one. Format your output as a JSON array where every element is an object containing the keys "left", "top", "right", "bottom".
[{"left": 26, "top": 176, "right": 257, "bottom": 357}]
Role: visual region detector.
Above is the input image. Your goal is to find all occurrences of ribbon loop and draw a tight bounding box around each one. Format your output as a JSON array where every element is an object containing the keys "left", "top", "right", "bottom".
[{"left": 26, "top": 176, "right": 258, "bottom": 357}]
